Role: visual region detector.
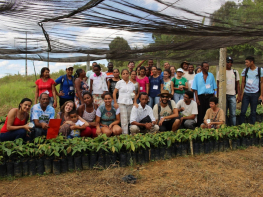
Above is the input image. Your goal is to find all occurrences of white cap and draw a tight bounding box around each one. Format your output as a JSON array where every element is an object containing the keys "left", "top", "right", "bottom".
[
  {"left": 66, "top": 65, "right": 74, "bottom": 70},
  {"left": 177, "top": 68, "right": 184, "bottom": 72}
]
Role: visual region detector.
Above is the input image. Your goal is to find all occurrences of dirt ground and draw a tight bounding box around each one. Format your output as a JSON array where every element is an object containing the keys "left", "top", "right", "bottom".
[{"left": 1, "top": 147, "right": 263, "bottom": 197}]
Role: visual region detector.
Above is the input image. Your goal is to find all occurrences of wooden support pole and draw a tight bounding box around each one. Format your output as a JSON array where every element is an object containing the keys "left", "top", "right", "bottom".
[
  {"left": 86, "top": 54, "right": 90, "bottom": 71},
  {"left": 25, "top": 32, "right": 27, "bottom": 77},
  {"left": 157, "top": 59, "right": 160, "bottom": 68},
  {"left": 218, "top": 48, "right": 227, "bottom": 116}
]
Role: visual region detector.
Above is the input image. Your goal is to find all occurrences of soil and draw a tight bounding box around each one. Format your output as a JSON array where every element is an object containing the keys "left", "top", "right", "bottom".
[{"left": 1, "top": 147, "right": 263, "bottom": 197}]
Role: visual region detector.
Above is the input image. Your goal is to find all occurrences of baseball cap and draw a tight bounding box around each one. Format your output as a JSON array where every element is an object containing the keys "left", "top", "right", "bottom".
[
  {"left": 226, "top": 57, "right": 233, "bottom": 63},
  {"left": 177, "top": 68, "right": 184, "bottom": 72},
  {"left": 66, "top": 65, "right": 74, "bottom": 70}
]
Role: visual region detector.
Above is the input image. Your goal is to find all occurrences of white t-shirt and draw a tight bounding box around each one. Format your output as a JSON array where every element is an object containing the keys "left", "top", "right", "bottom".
[
  {"left": 216, "top": 69, "right": 240, "bottom": 95},
  {"left": 176, "top": 99, "right": 198, "bottom": 122},
  {"left": 115, "top": 80, "right": 135, "bottom": 105},
  {"left": 183, "top": 72, "right": 195, "bottom": 91},
  {"left": 70, "top": 120, "right": 85, "bottom": 136},
  {"left": 90, "top": 72, "right": 108, "bottom": 94}
]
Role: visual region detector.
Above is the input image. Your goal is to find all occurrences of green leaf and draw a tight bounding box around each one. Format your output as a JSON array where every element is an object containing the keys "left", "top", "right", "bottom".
[{"left": 131, "top": 141, "right": 135, "bottom": 152}]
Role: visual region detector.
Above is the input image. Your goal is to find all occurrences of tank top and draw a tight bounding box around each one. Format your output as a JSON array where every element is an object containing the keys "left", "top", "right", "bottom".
[
  {"left": 82, "top": 104, "right": 96, "bottom": 122},
  {"left": 109, "top": 78, "right": 119, "bottom": 99},
  {"left": 1, "top": 116, "right": 26, "bottom": 133}
]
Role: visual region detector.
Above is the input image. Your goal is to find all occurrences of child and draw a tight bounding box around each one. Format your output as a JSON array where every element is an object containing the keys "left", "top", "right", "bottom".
[
  {"left": 201, "top": 97, "right": 225, "bottom": 129},
  {"left": 162, "top": 69, "right": 174, "bottom": 96},
  {"left": 67, "top": 110, "right": 86, "bottom": 139},
  {"left": 90, "top": 65, "right": 108, "bottom": 106}
]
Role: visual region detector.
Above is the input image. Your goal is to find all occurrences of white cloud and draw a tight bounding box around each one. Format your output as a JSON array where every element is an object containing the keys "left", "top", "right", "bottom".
[{"left": 0, "top": 60, "right": 9, "bottom": 67}]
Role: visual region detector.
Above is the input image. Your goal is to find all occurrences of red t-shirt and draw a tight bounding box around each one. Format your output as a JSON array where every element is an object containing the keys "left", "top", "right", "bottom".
[{"left": 35, "top": 78, "right": 55, "bottom": 97}]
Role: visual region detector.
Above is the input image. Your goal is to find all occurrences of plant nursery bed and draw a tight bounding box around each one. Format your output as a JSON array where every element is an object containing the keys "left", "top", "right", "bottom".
[{"left": 1, "top": 147, "right": 263, "bottom": 197}]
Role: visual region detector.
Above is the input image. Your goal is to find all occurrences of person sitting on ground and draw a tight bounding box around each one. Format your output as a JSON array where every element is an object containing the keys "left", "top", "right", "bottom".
[
  {"left": 95, "top": 92, "right": 122, "bottom": 137},
  {"left": 173, "top": 91, "right": 198, "bottom": 130},
  {"left": 153, "top": 90, "right": 179, "bottom": 132},
  {"left": 77, "top": 92, "right": 99, "bottom": 138},
  {"left": 66, "top": 110, "right": 86, "bottom": 139},
  {"left": 201, "top": 97, "right": 225, "bottom": 129},
  {"left": 0, "top": 98, "right": 32, "bottom": 142},
  {"left": 31, "top": 93, "right": 55, "bottom": 138},
  {"left": 130, "top": 93, "right": 159, "bottom": 135}
]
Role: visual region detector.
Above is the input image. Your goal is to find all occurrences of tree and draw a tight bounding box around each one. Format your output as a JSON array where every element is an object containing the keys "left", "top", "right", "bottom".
[{"left": 107, "top": 36, "right": 132, "bottom": 67}]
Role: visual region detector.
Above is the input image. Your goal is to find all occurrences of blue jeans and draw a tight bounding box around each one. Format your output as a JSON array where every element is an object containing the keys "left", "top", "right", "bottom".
[
  {"left": 240, "top": 92, "right": 259, "bottom": 124},
  {"left": 226, "top": 94, "right": 236, "bottom": 126},
  {"left": 0, "top": 129, "right": 27, "bottom": 142},
  {"left": 173, "top": 93, "right": 184, "bottom": 104},
  {"left": 148, "top": 96, "right": 160, "bottom": 108},
  {"left": 34, "top": 127, "right": 47, "bottom": 138}
]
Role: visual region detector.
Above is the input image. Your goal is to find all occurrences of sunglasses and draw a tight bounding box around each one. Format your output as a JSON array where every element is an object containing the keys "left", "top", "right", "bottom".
[{"left": 161, "top": 95, "right": 169, "bottom": 98}]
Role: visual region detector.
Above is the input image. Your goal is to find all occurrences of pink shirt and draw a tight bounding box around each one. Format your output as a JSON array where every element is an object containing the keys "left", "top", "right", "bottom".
[
  {"left": 136, "top": 76, "right": 149, "bottom": 93},
  {"left": 35, "top": 78, "right": 55, "bottom": 97}
]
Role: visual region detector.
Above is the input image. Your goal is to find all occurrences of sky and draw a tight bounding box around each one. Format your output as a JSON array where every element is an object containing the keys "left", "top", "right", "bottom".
[{"left": 0, "top": 0, "right": 240, "bottom": 78}]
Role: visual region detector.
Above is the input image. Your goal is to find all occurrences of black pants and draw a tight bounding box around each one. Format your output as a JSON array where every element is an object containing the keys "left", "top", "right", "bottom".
[
  {"left": 197, "top": 94, "right": 214, "bottom": 126},
  {"left": 59, "top": 97, "right": 74, "bottom": 108},
  {"left": 159, "top": 118, "right": 179, "bottom": 132}
]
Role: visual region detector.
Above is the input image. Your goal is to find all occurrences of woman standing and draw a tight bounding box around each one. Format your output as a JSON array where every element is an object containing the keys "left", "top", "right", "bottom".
[
  {"left": 35, "top": 67, "right": 57, "bottom": 108},
  {"left": 90, "top": 65, "right": 108, "bottom": 106},
  {"left": 77, "top": 92, "right": 100, "bottom": 137},
  {"left": 130, "top": 71, "right": 140, "bottom": 102},
  {"left": 74, "top": 68, "right": 88, "bottom": 109},
  {"left": 113, "top": 69, "right": 137, "bottom": 135},
  {"left": 55, "top": 65, "right": 74, "bottom": 108},
  {"left": 170, "top": 66, "right": 177, "bottom": 79},
  {"left": 148, "top": 66, "right": 163, "bottom": 108},
  {"left": 136, "top": 66, "right": 149, "bottom": 94},
  {"left": 172, "top": 68, "right": 188, "bottom": 103},
  {"left": 96, "top": 92, "right": 122, "bottom": 137},
  {"left": 135, "top": 67, "right": 140, "bottom": 76},
  {"left": 162, "top": 69, "right": 174, "bottom": 96},
  {"left": 0, "top": 98, "right": 32, "bottom": 142},
  {"left": 107, "top": 68, "right": 121, "bottom": 105}
]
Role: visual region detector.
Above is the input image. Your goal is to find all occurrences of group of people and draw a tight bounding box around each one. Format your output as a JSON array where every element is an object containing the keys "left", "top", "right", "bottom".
[{"left": 0, "top": 56, "right": 262, "bottom": 142}]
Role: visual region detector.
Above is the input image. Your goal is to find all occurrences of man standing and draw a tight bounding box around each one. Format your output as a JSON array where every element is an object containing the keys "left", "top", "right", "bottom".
[
  {"left": 153, "top": 90, "right": 179, "bottom": 132},
  {"left": 192, "top": 61, "right": 217, "bottom": 126},
  {"left": 184, "top": 64, "right": 195, "bottom": 91},
  {"left": 130, "top": 93, "right": 159, "bottom": 135},
  {"left": 217, "top": 57, "right": 241, "bottom": 126},
  {"left": 31, "top": 93, "right": 55, "bottom": 138},
  {"left": 105, "top": 62, "right": 114, "bottom": 81},
  {"left": 173, "top": 91, "right": 198, "bottom": 130},
  {"left": 127, "top": 61, "right": 135, "bottom": 73},
  {"left": 159, "top": 62, "right": 170, "bottom": 78},
  {"left": 240, "top": 56, "right": 263, "bottom": 124},
  {"left": 86, "top": 62, "right": 97, "bottom": 87}
]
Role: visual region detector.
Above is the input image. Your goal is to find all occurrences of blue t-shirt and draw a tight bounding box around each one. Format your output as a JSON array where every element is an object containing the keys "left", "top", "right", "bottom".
[
  {"left": 241, "top": 67, "right": 263, "bottom": 93},
  {"left": 55, "top": 75, "right": 74, "bottom": 99},
  {"left": 149, "top": 75, "right": 164, "bottom": 97},
  {"left": 192, "top": 72, "right": 217, "bottom": 95}
]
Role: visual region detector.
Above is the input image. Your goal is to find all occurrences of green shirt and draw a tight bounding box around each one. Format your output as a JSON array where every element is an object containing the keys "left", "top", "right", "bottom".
[{"left": 172, "top": 77, "right": 187, "bottom": 94}]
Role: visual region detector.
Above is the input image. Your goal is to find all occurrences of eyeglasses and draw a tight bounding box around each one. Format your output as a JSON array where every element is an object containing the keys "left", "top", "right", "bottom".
[{"left": 161, "top": 96, "right": 169, "bottom": 98}]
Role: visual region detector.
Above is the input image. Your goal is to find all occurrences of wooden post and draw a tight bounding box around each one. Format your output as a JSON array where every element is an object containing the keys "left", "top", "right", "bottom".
[
  {"left": 218, "top": 48, "right": 227, "bottom": 115},
  {"left": 86, "top": 54, "right": 90, "bottom": 71},
  {"left": 157, "top": 59, "right": 160, "bottom": 68},
  {"left": 25, "top": 32, "right": 27, "bottom": 77}
]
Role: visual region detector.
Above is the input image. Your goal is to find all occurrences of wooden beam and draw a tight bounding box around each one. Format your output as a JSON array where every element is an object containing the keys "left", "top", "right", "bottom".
[{"left": 218, "top": 48, "right": 227, "bottom": 115}]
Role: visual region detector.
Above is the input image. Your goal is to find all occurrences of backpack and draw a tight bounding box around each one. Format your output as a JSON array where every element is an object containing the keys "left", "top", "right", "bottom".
[
  {"left": 157, "top": 100, "right": 173, "bottom": 121},
  {"left": 244, "top": 67, "right": 261, "bottom": 94}
]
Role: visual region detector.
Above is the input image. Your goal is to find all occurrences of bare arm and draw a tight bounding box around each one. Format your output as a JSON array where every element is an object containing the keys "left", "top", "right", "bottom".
[
  {"left": 6, "top": 109, "right": 29, "bottom": 131},
  {"left": 34, "top": 86, "right": 39, "bottom": 104},
  {"left": 113, "top": 88, "right": 118, "bottom": 109},
  {"left": 217, "top": 80, "right": 219, "bottom": 97},
  {"left": 52, "top": 84, "right": 57, "bottom": 108},
  {"left": 75, "top": 78, "right": 84, "bottom": 104},
  {"left": 180, "top": 114, "right": 196, "bottom": 120},
  {"left": 161, "top": 83, "right": 164, "bottom": 91},
  {"left": 171, "top": 81, "right": 174, "bottom": 96},
  {"left": 184, "top": 82, "right": 188, "bottom": 90},
  {"left": 146, "top": 83, "right": 149, "bottom": 95},
  {"left": 109, "top": 114, "right": 120, "bottom": 127},
  {"left": 163, "top": 108, "right": 179, "bottom": 120},
  {"left": 240, "top": 76, "right": 245, "bottom": 100},
  {"left": 107, "top": 80, "right": 111, "bottom": 92},
  {"left": 90, "top": 79, "right": 93, "bottom": 93},
  {"left": 136, "top": 60, "right": 146, "bottom": 68}
]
